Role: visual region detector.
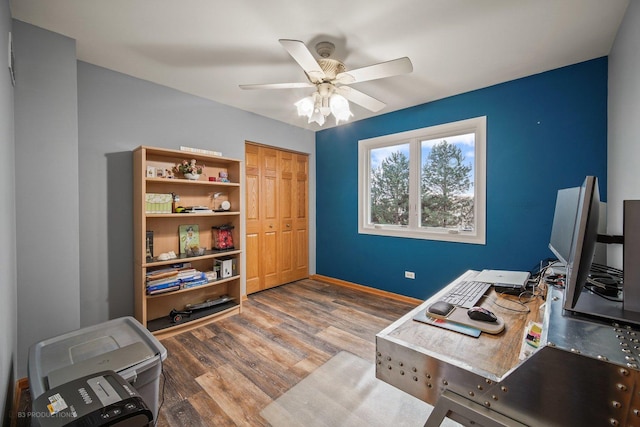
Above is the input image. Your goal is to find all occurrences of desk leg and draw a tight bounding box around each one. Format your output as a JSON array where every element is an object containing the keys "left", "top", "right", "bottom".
[{"left": 425, "top": 390, "right": 528, "bottom": 427}]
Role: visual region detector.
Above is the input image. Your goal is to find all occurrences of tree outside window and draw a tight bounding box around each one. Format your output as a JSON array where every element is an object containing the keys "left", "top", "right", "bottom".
[
  {"left": 370, "top": 147, "right": 409, "bottom": 226},
  {"left": 421, "top": 138, "right": 474, "bottom": 230}
]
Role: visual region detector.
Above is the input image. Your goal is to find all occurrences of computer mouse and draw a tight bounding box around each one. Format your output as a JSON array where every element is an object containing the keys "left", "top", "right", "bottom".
[{"left": 467, "top": 306, "right": 497, "bottom": 323}]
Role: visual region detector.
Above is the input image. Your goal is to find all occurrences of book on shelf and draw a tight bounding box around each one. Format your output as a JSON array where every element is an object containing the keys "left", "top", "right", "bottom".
[
  {"left": 146, "top": 270, "right": 180, "bottom": 281},
  {"left": 147, "top": 285, "right": 180, "bottom": 295},
  {"left": 145, "top": 276, "right": 180, "bottom": 288},
  {"left": 183, "top": 206, "right": 213, "bottom": 213},
  {"left": 147, "top": 268, "right": 205, "bottom": 288},
  {"left": 177, "top": 270, "right": 204, "bottom": 281},
  {"left": 180, "top": 278, "right": 209, "bottom": 290},
  {"left": 146, "top": 280, "right": 181, "bottom": 293},
  {"left": 146, "top": 264, "right": 191, "bottom": 276}
]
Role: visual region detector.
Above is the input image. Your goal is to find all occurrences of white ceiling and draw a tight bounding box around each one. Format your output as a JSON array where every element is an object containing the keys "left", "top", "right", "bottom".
[{"left": 10, "top": 0, "right": 629, "bottom": 131}]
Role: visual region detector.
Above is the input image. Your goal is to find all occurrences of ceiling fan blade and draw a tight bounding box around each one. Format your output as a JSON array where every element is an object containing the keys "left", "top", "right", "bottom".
[
  {"left": 279, "top": 39, "right": 326, "bottom": 83},
  {"left": 335, "top": 57, "right": 413, "bottom": 85},
  {"left": 239, "top": 82, "right": 315, "bottom": 90},
  {"left": 336, "top": 86, "right": 386, "bottom": 112}
]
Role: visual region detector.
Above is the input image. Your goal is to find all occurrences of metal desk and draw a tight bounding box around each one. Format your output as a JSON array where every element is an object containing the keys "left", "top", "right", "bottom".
[{"left": 376, "top": 271, "right": 640, "bottom": 427}]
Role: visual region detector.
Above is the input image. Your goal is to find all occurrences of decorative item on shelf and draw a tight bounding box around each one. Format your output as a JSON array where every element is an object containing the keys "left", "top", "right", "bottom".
[
  {"left": 218, "top": 171, "right": 230, "bottom": 183},
  {"left": 145, "top": 193, "right": 172, "bottom": 214},
  {"left": 212, "top": 192, "right": 230, "bottom": 211},
  {"left": 173, "top": 159, "right": 204, "bottom": 180},
  {"left": 146, "top": 231, "right": 154, "bottom": 261},
  {"left": 180, "top": 146, "right": 222, "bottom": 157},
  {"left": 171, "top": 193, "right": 180, "bottom": 213},
  {"left": 178, "top": 224, "right": 200, "bottom": 254},
  {"left": 185, "top": 246, "right": 206, "bottom": 257},
  {"left": 212, "top": 224, "right": 234, "bottom": 250},
  {"left": 156, "top": 251, "right": 177, "bottom": 261}
]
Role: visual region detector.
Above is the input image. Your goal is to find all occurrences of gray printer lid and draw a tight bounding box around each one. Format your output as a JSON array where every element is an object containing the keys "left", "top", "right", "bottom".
[{"left": 47, "top": 342, "right": 155, "bottom": 389}]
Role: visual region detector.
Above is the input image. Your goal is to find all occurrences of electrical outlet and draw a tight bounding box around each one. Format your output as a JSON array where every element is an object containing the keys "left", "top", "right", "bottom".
[{"left": 404, "top": 271, "right": 415, "bottom": 279}]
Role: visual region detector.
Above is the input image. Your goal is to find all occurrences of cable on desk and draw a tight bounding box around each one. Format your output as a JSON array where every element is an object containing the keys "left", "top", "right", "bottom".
[
  {"left": 490, "top": 261, "right": 557, "bottom": 314},
  {"left": 489, "top": 294, "right": 531, "bottom": 313}
]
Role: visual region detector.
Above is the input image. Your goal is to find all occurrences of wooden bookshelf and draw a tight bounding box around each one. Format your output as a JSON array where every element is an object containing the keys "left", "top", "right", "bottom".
[{"left": 133, "top": 146, "right": 243, "bottom": 338}]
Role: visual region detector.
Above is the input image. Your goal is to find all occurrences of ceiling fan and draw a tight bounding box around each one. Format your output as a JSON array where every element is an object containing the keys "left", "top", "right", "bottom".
[{"left": 239, "top": 39, "right": 413, "bottom": 126}]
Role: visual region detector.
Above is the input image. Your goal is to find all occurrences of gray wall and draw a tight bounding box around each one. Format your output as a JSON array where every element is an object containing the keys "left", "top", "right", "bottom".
[
  {"left": 0, "top": 0, "right": 16, "bottom": 422},
  {"left": 77, "top": 63, "right": 316, "bottom": 326},
  {"left": 13, "top": 20, "right": 80, "bottom": 377},
  {"left": 9, "top": 20, "right": 315, "bottom": 378},
  {"left": 608, "top": 1, "right": 640, "bottom": 269}
]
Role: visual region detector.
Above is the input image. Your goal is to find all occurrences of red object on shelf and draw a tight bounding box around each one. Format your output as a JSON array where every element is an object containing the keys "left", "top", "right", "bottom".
[{"left": 212, "top": 225, "right": 234, "bottom": 250}]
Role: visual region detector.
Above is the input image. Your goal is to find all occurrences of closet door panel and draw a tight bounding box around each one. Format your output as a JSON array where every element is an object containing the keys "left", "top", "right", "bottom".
[
  {"left": 261, "top": 147, "right": 280, "bottom": 287},
  {"left": 279, "top": 151, "right": 295, "bottom": 284},
  {"left": 245, "top": 233, "right": 260, "bottom": 294},
  {"left": 293, "top": 154, "right": 309, "bottom": 280},
  {"left": 245, "top": 144, "right": 261, "bottom": 293}
]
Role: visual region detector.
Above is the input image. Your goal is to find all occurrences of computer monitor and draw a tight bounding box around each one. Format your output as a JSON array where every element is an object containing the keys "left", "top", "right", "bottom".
[
  {"left": 550, "top": 177, "right": 640, "bottom": 326},
  {"left": 563, "top": 176, "right": 600, "bottom": 311},
  {"left": 549, "top": 186, "right": 581, "bottom": 266}
]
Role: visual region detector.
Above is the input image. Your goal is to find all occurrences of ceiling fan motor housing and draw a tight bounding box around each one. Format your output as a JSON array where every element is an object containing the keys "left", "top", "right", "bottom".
[
  {"left": 315, "top": 41, "right": 335, "bottom": 58},
  {"left": 318, "top": 58, "right": 345, "bottom": 80}
]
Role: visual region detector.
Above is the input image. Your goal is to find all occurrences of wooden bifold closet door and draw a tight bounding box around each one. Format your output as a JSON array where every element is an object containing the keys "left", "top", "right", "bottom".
[{"left": 245, "top": 142, "right": 308, "bottom": 294}]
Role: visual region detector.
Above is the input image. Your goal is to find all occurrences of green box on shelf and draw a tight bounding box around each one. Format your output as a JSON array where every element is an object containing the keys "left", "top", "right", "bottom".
[{"left": 145, "top": 193, "right": 172, "bottom": 214}]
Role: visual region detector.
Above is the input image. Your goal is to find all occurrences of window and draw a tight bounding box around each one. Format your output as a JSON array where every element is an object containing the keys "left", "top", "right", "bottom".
[{"left": 358, "top": 116, "right": 486, "bottom": 244}]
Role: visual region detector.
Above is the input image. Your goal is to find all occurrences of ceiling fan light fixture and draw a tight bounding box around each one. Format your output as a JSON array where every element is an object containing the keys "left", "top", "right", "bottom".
[
  {"left": 319, "top": 96, "right": 331, "bottom": 116},
  {"left": 294, "top": 96, "right": 314, "bottom": 117},
  {"left": 295, "top": 88, "right": 352, "bottom": 126},
  {"left": 308, "top": 108, "right": 325, "bottom": 126},
  {"left": 330, "top": 93, "right": 353, "bottom": 124}
]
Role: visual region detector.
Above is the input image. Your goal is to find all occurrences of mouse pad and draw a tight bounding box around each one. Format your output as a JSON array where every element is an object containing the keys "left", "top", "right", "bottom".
[
  {"left": 447, "top": 306, "right": 505, "bottom": 334},
  {"left": 413, "top": 310, "right": 481, "bottom": 337}
]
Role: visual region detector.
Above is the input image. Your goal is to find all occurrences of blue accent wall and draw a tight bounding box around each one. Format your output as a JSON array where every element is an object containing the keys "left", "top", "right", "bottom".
[{"left": 316, "top": 58, "right": 608, "bottom": 299}]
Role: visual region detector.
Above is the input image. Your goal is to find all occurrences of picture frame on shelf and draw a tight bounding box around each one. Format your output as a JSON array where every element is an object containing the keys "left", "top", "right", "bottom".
[{"left": 178, "top": 224, "right": 200, "bottom": 254}]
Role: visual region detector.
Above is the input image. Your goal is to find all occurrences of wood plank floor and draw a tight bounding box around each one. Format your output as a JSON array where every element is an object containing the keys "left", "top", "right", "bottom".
[{"left": 156, "top": 278, "right": 418, "bottom": 426}]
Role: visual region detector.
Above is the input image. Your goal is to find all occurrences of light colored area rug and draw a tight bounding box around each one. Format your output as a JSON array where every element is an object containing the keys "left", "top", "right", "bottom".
[{"left": 260, "top": 351, "right": 461, "bottom": 427}]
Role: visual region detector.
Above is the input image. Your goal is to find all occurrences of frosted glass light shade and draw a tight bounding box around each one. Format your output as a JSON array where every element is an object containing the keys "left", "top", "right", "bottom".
[
  {"left": 294, "top": 96, "right": 314, "bottom": 117},
  {"left": 330, "top": 94, "right": 353, "bottom": 124}
]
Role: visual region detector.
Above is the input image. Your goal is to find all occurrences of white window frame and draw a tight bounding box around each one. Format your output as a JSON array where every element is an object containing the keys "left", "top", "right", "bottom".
[{"left": 358, "top": 116, "right": 486, "bottom": 244}]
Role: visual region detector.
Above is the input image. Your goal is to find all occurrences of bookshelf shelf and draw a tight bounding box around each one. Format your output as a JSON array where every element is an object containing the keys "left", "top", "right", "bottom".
[
  {"left": 146, "top": 275, "right": 240, "bottom": 300},
  {"left": 146, "top": 301, "right": 239, "bottom": 334}
]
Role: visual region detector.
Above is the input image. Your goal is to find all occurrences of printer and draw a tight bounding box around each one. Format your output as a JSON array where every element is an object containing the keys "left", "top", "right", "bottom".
[{"left": 31, "top": 370, "right": 153, "bottom": 427}]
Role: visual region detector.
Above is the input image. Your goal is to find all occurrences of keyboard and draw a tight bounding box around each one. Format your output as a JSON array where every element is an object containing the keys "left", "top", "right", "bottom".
[{"left": 441, "top": 280, "right": 491, "bottom": 308}]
